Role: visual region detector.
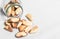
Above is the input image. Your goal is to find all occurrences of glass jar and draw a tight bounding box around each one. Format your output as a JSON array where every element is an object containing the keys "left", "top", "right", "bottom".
[{"left": 3, "top": 0, "right": 23, "bottom": 17}]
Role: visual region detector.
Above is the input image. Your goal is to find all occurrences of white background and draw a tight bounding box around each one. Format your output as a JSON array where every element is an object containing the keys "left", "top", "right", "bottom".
[{"left": 0, "top": 0, "right": 59, "bottom": 39}]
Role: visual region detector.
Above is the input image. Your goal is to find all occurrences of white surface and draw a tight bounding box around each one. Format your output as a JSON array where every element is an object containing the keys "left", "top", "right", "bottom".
[{"left": 0, "top": 0, "right": 59, "bottom": 39}]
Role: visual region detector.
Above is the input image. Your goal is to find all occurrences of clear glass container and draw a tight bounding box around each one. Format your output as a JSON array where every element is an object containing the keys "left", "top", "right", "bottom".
[{"left": 3, "top": 0, "right": 23, "bottom": 17}]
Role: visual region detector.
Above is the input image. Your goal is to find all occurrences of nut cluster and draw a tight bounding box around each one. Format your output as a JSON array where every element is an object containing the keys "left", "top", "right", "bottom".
[
  {"left": 7, "top": 6, "right": 22, "bottom": 17},
  {"left": 4, "top": 14, "right": 38, "bottom": 38},
  {"left": 4, "top": 0, "right": 23, "bottom": 17}
]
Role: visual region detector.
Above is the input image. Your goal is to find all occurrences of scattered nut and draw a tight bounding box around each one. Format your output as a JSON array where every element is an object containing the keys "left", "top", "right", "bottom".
[
  {"left": 17, "top": 21, "right": 22, "bottom": 28},
  {"left": 15, "top": 7, "right": 22, "bottom": 15},
  {"left": 12, "top": 23, "right": 18, "bottom": 28},
  {"left": 11, "top": 17, "right": 20, "bottom": 22},
  {"left": 8, "top": 17, "right": 20, "bottom": 23},
  {"left": 24, "top": 26, "right": 32, "bottom": 33},
  {"left": 4, "top": 26, "right": 13, "bottom": 32},
  {"left": 25, "top": 14, "right": 32, "bottom": 21},
  {"left": 29, "top": 26, "right": 38, "bottom": 34},
  {"left": 18, "top": 25, "right": 27, "bottom": 32},
  {"left": 15, "top": 32, "right": 27, "bottom": 38}
]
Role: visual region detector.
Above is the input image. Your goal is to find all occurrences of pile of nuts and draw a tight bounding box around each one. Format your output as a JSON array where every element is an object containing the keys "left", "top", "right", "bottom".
[
  {"left": 4, "top": 14, "right": 38, "bottom": 38},
  {"left": 3, "top": 0, "right": 39, "bottom": 38}
]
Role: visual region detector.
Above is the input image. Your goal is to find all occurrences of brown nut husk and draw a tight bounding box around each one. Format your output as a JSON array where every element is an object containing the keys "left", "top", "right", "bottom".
[
  {"left": 29, "top": 26, "right": 38, "bottom": 34},
  {"left": 25, "top": 14, "right": 32, "bottom": 21},
  {"left": 15, "top": 32, "right": 27, "bottom": 38},
  {"left": 11, "top": 22, "right": 18, "bottom": 28},
  {"left": 4, "top": 26, "right": 13, "bottom": 32},
  {"left": 4, "top": 21, "right": 11, "bottom": 26},
  {"left": 18, "top": 25, "right": 27, "bottom": 32}
]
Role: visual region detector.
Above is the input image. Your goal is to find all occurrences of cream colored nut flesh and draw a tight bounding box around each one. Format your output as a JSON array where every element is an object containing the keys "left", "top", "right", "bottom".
[
  {"left": 11, "top": 11, "right": 16, "bottom": 16},
  {"left": 18, "top": 25, "right": 27, "bottom": 32},
  {"left": 25, "top": 14, "right": 32, "bottom": 21},
  {"left": 8, "top": 17, "right": 20, "bottom": 22},
  {"left": 24, "top": 26, "right": 32, "bottom": 33},
  {"left": 12, "top": 6, "right": 15, "bottom": 11},
  {"left": 15, "top": 6, "right": 19, "bottom": 8},
  {"left": 4, "top": 26, "right": 13, "bottom": 32},
  {"left": 15, "top": 7, "right": 22, "bottom": 15},
  {"left": 29, "top": 26, "right": 38, "bottom": 34},
  {"left": 15, "top": 32, "right": 27, "bottom": 38},
  {"left": 11, "top": 6, "right": 17, "bottom": 16},
  {"left": 17, "top": 21, "right": 22, "bottom": 28},
  {"left": 11, "top": 17, "right": 20, "bottom": 22},
  {"left": 12, "top": 23, "right": 18, "bottom": 28}
]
